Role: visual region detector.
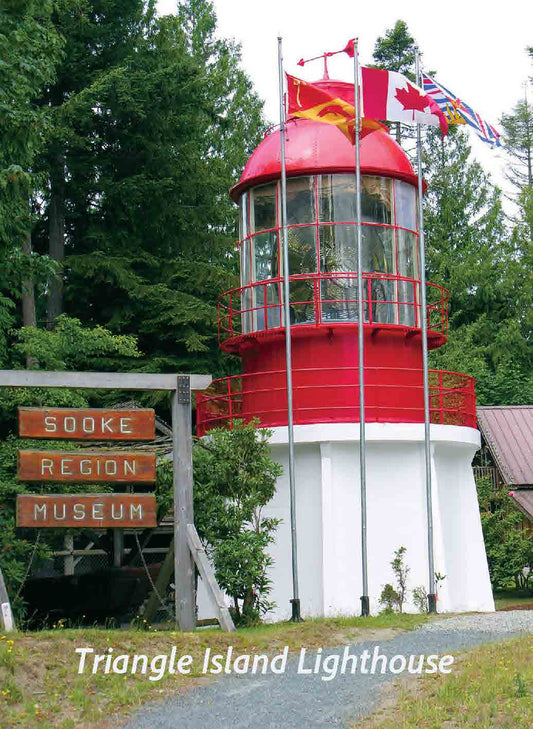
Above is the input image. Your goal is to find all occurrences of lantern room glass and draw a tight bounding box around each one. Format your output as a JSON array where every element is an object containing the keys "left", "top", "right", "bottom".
[{"left": 239, "top": 174, "right": 420, "bottom": 333}]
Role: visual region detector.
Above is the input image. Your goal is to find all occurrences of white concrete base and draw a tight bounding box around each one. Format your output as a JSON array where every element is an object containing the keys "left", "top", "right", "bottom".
[{"left": 262, "top": 423, "right": 495, "bottom": 620}]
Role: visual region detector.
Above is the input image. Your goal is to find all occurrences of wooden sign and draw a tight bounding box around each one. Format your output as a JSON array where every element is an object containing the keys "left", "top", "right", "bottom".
[
  {"left": 18, "top": 408, "right": 155, "bottom": 441},
  {"left": 16, "top": 494, "right": 157, "bottom": 528},
  {"left": 18, "top": 451, "right": 156, "bottom": 483}
]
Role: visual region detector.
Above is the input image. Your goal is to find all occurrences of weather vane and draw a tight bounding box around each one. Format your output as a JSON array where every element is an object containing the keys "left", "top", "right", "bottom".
[{"left": 297, "top": 39, "right": 356, "bottom": 79}]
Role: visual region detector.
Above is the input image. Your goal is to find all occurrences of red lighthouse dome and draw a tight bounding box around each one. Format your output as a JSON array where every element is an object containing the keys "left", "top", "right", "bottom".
[
  {"left": 231, "top": 115, "right": 419, "bottom": 201},
  {"left": 196, "top": 80, "right": 475, "bottom": 434}
]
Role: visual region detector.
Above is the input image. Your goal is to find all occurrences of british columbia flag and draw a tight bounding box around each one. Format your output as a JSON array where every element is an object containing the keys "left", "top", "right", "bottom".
[{"left": 422, "top": 72, "right": 501, "bottom": 148}]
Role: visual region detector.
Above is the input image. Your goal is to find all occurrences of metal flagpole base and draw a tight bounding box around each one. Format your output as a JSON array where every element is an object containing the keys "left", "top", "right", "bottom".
[
  {"left": 290, "top": 598, "right": 303, "bottom": 622},
  {"left": 360, "top": 595, "right": 370, "bottom": 617},
  {"left": 428, "top": 594, "right": 437, "bottom": 614}
]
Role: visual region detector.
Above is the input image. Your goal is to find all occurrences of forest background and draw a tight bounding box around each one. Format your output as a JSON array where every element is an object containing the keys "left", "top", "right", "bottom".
[{"left": 0, "top": 0, "right": 531, "bottom": 610}]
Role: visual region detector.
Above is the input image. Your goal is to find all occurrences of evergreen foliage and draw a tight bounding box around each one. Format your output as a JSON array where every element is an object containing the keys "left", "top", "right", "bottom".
[
  {"left": 373, "top": 20, "right": 416, "bottom": 78},
  {"left": 3, "top": 0, "right": 265, "bottom": 376},
  {"left": 500, "top": 73, "right": 533, "bottom": 351},
  {"left": 372, "top": 22, "right": 533, "bottom": 407},
  {"left": 0, "top": 0, "right": 63, "bottom": 346},
  {"left": 423, "top": 126, "right": 532, "bottom": 404}
]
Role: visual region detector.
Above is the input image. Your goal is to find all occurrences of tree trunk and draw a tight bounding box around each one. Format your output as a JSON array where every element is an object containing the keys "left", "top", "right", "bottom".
[
  {"left": 21, "top": 231, "right": 37, "bottom": 329},
  {"left": 242, "top": 588, "right": 255, "bottom": 617},
  {"left": 47, "top": 148, "right": 66, "bottom": 328},
  {"left": 21, "top": 229, "right": 38, "bottom": 368}
]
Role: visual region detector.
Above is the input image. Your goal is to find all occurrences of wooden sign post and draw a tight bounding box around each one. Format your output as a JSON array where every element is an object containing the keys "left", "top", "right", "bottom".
[
  {"left": 173, "top": 376, "right": 195, "bottom": 632},
  {"left": 1, "top": 369, "right": 234, "bottom": 633}
]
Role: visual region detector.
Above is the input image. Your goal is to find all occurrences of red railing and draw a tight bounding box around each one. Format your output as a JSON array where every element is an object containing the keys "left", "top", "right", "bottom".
[
  {"left": 196, "top": 367, "right": 476, "bottom": 435},
  {"left": 217, "top": 272, "right": 449, "bottom": 347}
]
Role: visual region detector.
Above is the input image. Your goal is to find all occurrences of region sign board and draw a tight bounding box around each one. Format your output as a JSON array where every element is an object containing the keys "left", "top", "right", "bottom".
[
  {"left": 18, "top": 408, "right": 155, "bottom": 441},
  {"left": 17, "top": 493, "right": 157, "bottom": 528},
  {"left": 18, "top": 450, "right": 156, "bottom": 483}
]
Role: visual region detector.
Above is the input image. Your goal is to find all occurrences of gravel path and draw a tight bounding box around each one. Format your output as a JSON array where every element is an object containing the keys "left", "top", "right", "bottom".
[{"left": 121, "top": 611, "right": 533, "bottom": 729}]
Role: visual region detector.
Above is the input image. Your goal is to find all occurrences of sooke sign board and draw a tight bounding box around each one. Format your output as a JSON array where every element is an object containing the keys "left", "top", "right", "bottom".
[
  {"left": 16, "top": 407, "right": 157, "bottom": 529},
  {"left": 18, "top": 407, "right": 155, "bottom": 440}
]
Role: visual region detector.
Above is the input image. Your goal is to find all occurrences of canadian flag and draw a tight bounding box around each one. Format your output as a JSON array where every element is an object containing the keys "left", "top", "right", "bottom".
[{"left": 362, "top": 67, "right": 448, "bottom": 135}]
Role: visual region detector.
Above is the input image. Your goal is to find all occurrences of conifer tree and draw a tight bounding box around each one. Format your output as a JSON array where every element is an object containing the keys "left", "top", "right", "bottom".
[
  {"left": 0, "top": 0, "right": 63, "bottom": 356},
  {"left": 373, "top": 20, "right": 416, "bottom": 78},
  {"left": 33, "top": 0, "right": 150, "bottom": 326},
  {"left": 372, "top": 20, "right": 417, "bottom": 148},
  {"left": 424, "top": 127, "right": 532, "bottom": 404},
  {"left": 499, "top": 67, "right": 533, "bottom": 388},
  {"left": 30, "top": 0, "right": 265, "bottom": 375}
]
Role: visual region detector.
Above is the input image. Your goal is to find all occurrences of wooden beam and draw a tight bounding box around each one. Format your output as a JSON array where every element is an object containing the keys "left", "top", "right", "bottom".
[
  {"left": 64, "top": 534, "right": 74, "bottom": 575},
  {"left": 187, "top": 524, "right": 235, "bottom": 633},
  {"left": 172, "top": 378, "right": 196, "bottom": 631},
  {"left": 0, "top": 567, "right": 15, "bottom": 632},
  {"left": 143, "top": 538, "right": 175, "bottom": 625},
  {"left": 113, "top": 530, "right": 124, "bottom": 568},
  {"left": 0, "top": 370, "right": 211, "bottom": 392}
]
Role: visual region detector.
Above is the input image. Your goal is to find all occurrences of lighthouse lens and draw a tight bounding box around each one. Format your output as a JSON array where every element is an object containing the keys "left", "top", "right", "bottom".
[
  {"left": 286, "top": 177, "right": 316, "bottom": 225},
  {"left": 318, "top": 175, "right": 356, "bottom": 223},
  {"left": 361, "top": 177, "right": 393, "bottom": 225},
  {"left": 235, "top": 174, "right": 424, "bottom": 334},
  {"left": 395, "top": 180, "right": 417, "bottom": 232},
  {"left": 251, "top": 184, "right": 277, "bottom": 232}
]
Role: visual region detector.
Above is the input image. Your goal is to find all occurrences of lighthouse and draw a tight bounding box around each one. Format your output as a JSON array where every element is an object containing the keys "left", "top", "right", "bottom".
[{"left": 197, "top": 77, "right": 495, "bottom": 618}]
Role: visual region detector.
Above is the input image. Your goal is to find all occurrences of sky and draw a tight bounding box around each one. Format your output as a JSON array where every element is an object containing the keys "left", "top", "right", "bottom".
[{"left": 157, "top": 0, "right": 533, "bottom": 194}]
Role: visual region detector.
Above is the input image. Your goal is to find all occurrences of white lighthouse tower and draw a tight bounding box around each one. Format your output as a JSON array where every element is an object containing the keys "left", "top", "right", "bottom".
[{"left": 197, "top": 76, "right": 495, "bottom": 618}]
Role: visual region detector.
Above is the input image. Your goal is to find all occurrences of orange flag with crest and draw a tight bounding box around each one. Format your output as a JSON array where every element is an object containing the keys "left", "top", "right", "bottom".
[{"left": 286, "top": 73, "right": 381, "bottom": 143}]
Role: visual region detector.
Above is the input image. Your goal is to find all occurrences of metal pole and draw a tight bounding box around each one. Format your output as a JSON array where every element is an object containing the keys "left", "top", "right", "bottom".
[
  {"left": 278, "top": 36, "right": 301, "bottom": 622},
  {"left": 415, "top": 48, "right": 436, "bottom": 613},
  {"left": 353, "top": 40, "right": 369, "bottom": 617},
  {"left": 172, "top": 376, "right": 196, "bottom": 630}
]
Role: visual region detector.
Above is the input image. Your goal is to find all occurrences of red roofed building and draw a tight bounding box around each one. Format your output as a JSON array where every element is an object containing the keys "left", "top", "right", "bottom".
[{"left": 476, "top": 406, "right": 533, "bottom": 523}]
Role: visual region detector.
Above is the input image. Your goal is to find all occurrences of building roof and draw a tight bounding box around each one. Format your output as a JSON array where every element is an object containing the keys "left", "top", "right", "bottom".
[
  {"left": 477, "top": 406, "right": 533, "bottom": 486},
  {"left": 230, "top": 78, "right": 420, "bottom": 201},
  {"left": 509, "top": 490, "right": 533, "bottom": 521}
]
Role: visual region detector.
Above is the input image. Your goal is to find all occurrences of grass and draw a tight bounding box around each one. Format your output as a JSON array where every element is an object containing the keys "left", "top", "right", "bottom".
[
  {"left": 357, "top": 635, "right": 533, "bottom": 728},
  {"left": 0, "top": 612, "right": 426, "bottom": 729},
  {"left": 494, "top": 590, "right": 533, "bottom": 610}
]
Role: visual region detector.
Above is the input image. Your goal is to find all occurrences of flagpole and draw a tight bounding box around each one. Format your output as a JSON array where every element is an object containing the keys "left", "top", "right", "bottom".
[
  {"left": 415, "top": 47, "right": 437, "bottom": 614},
  {"left": 353, "top": 39, "right": 369, "bottom": 618},
  {"left": 278, "top": 36, "right": 301, "bottom": 622}
]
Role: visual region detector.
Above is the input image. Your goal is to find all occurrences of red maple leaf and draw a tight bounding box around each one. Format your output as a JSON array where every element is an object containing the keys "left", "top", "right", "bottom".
[{"left": 395, "top": 83, "right": 428, "bottom": 113}]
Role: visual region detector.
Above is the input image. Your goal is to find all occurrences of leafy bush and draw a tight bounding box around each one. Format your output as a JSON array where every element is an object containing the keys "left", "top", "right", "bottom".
[
  {"left": 379, "top": 583, "right": 400, "bottom": 613},
  {"left": 379, "top": 546, "right": 410, "bottom": 613},
  {"left": 193, "top": 420, "right": 282, "bottom": 625},
  {"left": 412, "top": 585, "right": 428, "bottom": 613},
  {"left": 478, "top": 478, "right": 533, "bottom": 592}
]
